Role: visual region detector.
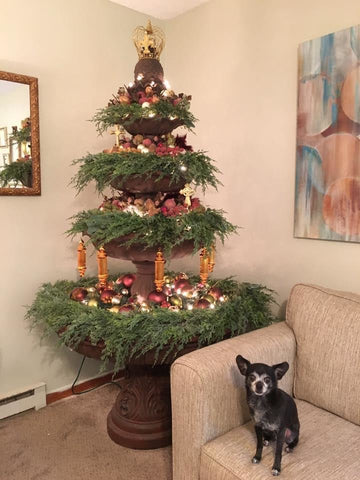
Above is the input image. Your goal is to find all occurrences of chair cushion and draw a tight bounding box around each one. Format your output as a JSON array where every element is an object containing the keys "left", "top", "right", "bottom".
[
  {"left": 286, "top": 284, "right": 360, "bottom": 425},
  {"left": 200, "top": 400, "right": 360, "bottom": 480}
]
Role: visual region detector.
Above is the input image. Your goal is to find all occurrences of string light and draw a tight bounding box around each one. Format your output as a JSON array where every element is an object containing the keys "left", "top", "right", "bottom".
[
  {"left": 164, "top": 79, "right": 171, "bottom": 89},
  {"left": 180, "top": 165, "right": 187, "bottom": 172},
  {"left": 128, "top": 82, "right": 134, "bottom": 88},
  {"left": 137, "top": 73, "right": 144, "bottom": 81}
]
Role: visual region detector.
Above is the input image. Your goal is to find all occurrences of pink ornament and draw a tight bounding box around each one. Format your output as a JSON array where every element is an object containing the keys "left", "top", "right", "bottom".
[
  {"left": 121, "top": 274, "right": 136, "bottom": 288},
  {"left": 163, "top": 285, "right": 172, "bottom": 296},
  {"left": 142, "top": 138, "right": 152, "bottom": 147},
  {"left": 163, "top": 198, "right": 176, "bottom": 209}
]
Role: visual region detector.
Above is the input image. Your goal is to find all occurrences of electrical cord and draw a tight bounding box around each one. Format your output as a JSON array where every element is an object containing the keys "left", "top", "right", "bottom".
[{"left": 71, "top": 355, "right": 122, "bottom": 395}]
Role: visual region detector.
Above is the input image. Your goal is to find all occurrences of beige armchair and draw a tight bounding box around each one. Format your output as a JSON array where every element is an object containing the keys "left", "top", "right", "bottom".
[{"left": 171, "top": 284, "right": 360, "bottom": 480}]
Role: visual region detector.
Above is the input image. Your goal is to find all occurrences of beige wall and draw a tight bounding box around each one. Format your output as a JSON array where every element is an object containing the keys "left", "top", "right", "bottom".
[
  {"left": 0, "top": 0, "right": 162, "bottom": 395},
  {"left": 1, "top": 0, "right": 360, "bottom": 396},
  {"left": 164, "top": 0, "right": 360, "bottom": 313}
]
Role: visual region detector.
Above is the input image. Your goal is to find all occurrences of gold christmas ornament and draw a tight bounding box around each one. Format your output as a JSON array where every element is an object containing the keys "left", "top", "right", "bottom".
[
  {"left": 154, "top": 249, "right": 165, "bottom": 292},
  {"left": 97, "top": 247, "right": 108, "bottom": 286},
  {"left": 133, "top": 20, "right": 165, "bottom": 60},
  {"left": 180, "top": 183, "right": 195, "bottom": 208},
  {"left": 77, "top": 239, "right": 86, "bottom": 278},
  {"left": 109, "top": 305, "right": 120, "bottom": 313},
  {"left": 200, "top": 248, "right": 209, "bottom": 284},
  {"left": 88, "top": 298, "right": 98, "bottom": 308},
  {"left": 208, "top": 245, "right": 216, "bottom": 273}
]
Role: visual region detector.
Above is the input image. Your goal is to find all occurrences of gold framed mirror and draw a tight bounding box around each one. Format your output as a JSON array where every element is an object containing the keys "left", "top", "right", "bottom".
[{"left": 0, "top": 71, "right": 40, "bottom": 195}]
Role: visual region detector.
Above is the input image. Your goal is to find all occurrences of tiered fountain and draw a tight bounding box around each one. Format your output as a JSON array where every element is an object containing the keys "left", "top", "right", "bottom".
[{"left": 63, "top": 21, "right": 236, "bottom": 448}]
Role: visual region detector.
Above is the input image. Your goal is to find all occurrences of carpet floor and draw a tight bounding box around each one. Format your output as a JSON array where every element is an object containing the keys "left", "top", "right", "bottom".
[{"left": 0, "top": 384, "right": 172, "bottom": 480}]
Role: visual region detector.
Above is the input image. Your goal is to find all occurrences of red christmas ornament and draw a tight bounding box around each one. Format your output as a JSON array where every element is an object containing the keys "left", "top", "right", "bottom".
[
  {"left": 100, "top": 289, "right": 116, "bottom": 304},
  {"left": 119, "top": 304, "right": 135, "bottom": 313},
  {"left": 120, "top": 274, "right": 136, "bottom": 288},
  {"left": 160, "top": 301, "right": 170, "bottom": 308},
  {"left": 194, "top": 298, "right": 211, "bottom": 309},
  {"left": 174, "top": 278, "right": 191, "bottom": 291},
  {"left": 209, "top": 287, "right": 223, "bottom": 300},
  {"left": 70, "top": 287, "right": 88, "bottom": 302},
  {"left": 148, "top": 290, "right": 167, "bottom": 304}
]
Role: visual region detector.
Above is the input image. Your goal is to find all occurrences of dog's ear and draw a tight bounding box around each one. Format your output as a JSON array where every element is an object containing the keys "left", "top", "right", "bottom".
[
  {"left": 236, "top": 355, "right": 250, "bottom": 376},
  {"left": 272, "top": 362, "right": 289, "bottom": 380}
]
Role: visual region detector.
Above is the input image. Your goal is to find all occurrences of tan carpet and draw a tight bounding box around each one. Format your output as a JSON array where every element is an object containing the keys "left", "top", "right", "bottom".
[{"left": 0, "top": 384, "right": 172, "bottom": 480}]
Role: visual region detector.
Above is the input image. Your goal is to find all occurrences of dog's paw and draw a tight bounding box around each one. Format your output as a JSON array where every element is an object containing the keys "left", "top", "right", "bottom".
[
  {"left": 263, "top": 439, "right": 270, "bottom": 446},
  {"left": 271, "top": 468, "right": 281, "bottom": 476},
  {"left": 252, "top": 456, "right": 260, "bottom": 464},
  {"left": 285, "top": 446, "right": 293, "bottom": 453}
]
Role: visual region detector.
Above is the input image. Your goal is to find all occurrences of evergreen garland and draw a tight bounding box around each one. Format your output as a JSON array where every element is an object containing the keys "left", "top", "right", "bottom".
[
  {"left": 71, "top": 151, "right": 221, "bottom": 193},
  {"left": 26, "top": 274, "right": 276, "bottom": 373},
  {"left": 0, "top": 160, "right": 32, "bottom": 187},
  {"left": 68, "top": 208, "right": 237, "bottom": 255},
  {"left": 92, "top": 100, "right": 196, "bottom": 134}
]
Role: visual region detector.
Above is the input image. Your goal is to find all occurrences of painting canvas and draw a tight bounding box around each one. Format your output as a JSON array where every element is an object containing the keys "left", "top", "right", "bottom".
[{"left": 294, "top": 25, "right": 360, "bottom": 242}]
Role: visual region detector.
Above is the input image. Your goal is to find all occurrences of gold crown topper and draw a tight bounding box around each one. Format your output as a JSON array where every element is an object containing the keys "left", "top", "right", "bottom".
[{"left": 133, "top": 20, "right": 165, "bottom": 60}]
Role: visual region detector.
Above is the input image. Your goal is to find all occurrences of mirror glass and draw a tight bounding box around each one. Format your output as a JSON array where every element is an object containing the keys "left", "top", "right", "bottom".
[
  {"left": 0, "top": 72, "right": 40, "bottom": 195},
  {"left": 0, "top": 81, "right": 31, "bottom": 187}
]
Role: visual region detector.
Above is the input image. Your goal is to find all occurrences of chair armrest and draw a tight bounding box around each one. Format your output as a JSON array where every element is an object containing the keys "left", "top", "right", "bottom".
[{"left": 171, "top": 322, "right": 296, "bottom": 480}]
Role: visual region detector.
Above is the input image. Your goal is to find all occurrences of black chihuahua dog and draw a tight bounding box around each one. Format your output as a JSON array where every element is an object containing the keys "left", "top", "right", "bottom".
[{"left": 236, "top": 355, "right": 300, "bottom": 476}]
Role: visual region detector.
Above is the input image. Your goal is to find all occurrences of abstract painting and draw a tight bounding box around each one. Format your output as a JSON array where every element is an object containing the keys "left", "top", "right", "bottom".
[{"left": 294, "top": 25, "right": 360, "bottom": 242}]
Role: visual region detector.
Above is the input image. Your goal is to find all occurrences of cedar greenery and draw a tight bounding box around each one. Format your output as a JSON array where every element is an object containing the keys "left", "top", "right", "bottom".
[
  {"left": 68, "top": 208, "right": 237, "bottom": 255},
  {"left": 26, "top": 274, "right": 276, "bottom": 373},
  {"left": 71, "top": 151, "right": 221, "bottom": 193},
  {"left": 0, "top": 160, "right": 32, "bottom": 187},
  {"left": 92, "top": 99, "right": 196, "bottom": 134}
]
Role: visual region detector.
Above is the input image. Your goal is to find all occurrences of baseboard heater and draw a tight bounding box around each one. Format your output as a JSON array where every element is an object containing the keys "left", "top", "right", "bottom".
[{"left": 0, "top": 382, "right": 46, "bottom": 419}]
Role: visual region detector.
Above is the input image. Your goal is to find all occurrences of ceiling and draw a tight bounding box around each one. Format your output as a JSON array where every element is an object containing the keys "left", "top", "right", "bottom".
[{"left": 109, "top": 0, "right": 209, "bottom": 20}]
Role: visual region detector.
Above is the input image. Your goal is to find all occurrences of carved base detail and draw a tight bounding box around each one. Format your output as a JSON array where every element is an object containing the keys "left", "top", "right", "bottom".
[{"left": 107, "top": 365, "right": 172, "bottom": 449}]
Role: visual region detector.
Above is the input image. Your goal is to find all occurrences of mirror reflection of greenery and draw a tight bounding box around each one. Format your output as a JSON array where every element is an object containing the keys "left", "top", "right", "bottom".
[
  {"left": 0, "top": 160, "right": 32, "bottom": 188},
  {"left": 11, "top": 124, "right": 31, "bottom": 144}
]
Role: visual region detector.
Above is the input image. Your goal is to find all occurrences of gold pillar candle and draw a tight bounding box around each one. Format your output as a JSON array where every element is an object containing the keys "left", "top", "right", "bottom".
[
  {"left": 155, "top": 250, "right": 165, "bottom": 291},
  {"left": 208, "top": 245, "right": 215, "bottom": 273},
  {"left": 77, "top": 239, "right": 86, "bottom": 278},
  {"left": 200, "top": 248, "right": 209, "bottom": 284},
  {"left": 97, "top": 247, "right": 108, "bottom": 286}
]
